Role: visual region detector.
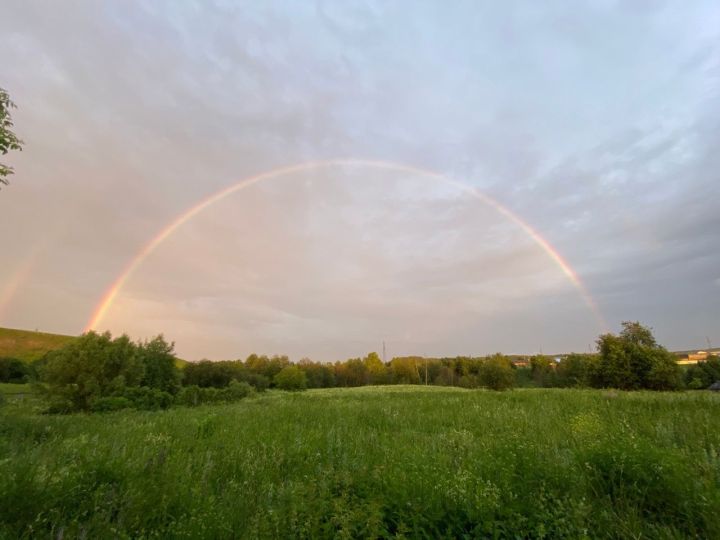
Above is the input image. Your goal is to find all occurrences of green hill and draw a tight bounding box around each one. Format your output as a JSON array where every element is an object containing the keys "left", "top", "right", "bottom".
[
  {"left": 0, "top": 326, "right": 188, "bottom": 367},
  {"left": 0, "top": 327, "right": 77, "bottom": 363}
]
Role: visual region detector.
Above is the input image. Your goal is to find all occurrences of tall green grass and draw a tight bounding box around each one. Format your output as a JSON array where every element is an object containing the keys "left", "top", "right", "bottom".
[{"left": 1, "top": 387, "right": 719, "bottom": 538}]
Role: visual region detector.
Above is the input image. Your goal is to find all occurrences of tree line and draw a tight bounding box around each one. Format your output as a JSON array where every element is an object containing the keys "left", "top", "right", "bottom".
[{"left": 2, "top": 321, "right": 714, "bottom": 413}]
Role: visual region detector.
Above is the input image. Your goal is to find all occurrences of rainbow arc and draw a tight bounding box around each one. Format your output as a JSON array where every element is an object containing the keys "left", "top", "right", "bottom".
[{"left": 85, "top": 159, "right": 607, "bottom": 332}]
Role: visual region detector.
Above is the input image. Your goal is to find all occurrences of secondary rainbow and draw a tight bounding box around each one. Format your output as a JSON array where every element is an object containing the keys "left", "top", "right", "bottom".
[{"left": 86, "top": 159, "right": 607, "bottom": 332}]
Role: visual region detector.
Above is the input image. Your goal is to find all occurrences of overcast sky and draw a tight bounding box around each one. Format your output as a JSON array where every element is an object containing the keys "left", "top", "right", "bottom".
[{"left": 1, "top": 1, "right": 718, "bottom": 361}]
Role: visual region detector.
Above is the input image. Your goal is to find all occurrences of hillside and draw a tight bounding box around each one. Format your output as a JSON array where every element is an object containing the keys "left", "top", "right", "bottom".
[
  {"left": 0, "top": 326, "right": 188, "bottom": 367},
  {"left": 0, "top": 327, "right": 76, "bottom": 362}
]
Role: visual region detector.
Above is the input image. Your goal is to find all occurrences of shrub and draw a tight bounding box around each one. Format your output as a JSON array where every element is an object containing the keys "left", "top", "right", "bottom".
[
  {"left": 177, "top": 385, "right": 202, "bottom": 407},
  {"left": 480, "top": 354, "right": 515, "bottom": 390},
  {"left": 274, "top": 365, "right": 307, "bottom": 391},
  {"left": 222, "top": 380, "right": 255, "bottom": 400},
  {"left": 595, "top": 322, "right": 682, "bottom": 390},
  {"left": 121, "top": 386, "right": 174, "bottom": 410},
  {"left": 244, "top": 373, "right": 270, "bottom": 391},
  {"left": 0, "top": 357, "right": 30, "bottom": 383},
  {"left": 90, "top": 396, "right": 133, "bottom": 412}
]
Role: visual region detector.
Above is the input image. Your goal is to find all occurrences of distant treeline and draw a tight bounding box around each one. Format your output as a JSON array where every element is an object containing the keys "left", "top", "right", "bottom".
[{"left": 2, "top": 321, "right": 717, "bottom": 413}]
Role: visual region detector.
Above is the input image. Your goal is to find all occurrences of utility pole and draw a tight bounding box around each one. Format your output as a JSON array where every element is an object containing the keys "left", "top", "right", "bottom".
[
  {"left": 382, "top": 341, "right": 386, "bottom": 364},
  {"left": 425, "top": 357, "right": 428, "bottom": 385},
  {"left": 706, "top": 336, "right": 713, "bottom": 351}
]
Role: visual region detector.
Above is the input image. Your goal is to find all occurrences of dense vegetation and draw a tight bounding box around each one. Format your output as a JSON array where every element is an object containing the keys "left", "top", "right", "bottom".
[
  {"left": 2, "top": 322, "right": 710, "bottom": 414},
  {"left": 1, "top": 387, "right": 719, "bottom": 538}
]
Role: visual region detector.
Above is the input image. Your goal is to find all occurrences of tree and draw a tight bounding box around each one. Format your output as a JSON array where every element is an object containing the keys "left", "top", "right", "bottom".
[
  {"left": 480, "top": 353, "right": 515, "bottom": 391},
  {"left": 1, "top": 88, "right": 23, "bottom": 187},
  {"left": 530, "top": 355, "right": 555, "bottom": 387},
  {"left": 335, "top": 358, "right": 369, "bottom": 387},
  {"left": 274, "top": 365, "right": 307, "bottom": 391},
  {"left": 364, "top": 352, "right": 388, "bottom": 384},
  {"left": 298, "top": 358, "right": 336, "bottom": 388},
  {"left": 555, "top": 353, "right": 593, "bottom": 387},
  {"left": 685, "top": 356, "right": 720, "bottom": 389},
  {"left": 390, "top": 357, "right": 420, "bottom": 384},
  {"left": 41, "top": 331, "right": 144, "bottom": 411},
  {"left": 0, "top": 357, "right": 30, "bottom": 383},
  {"left": 594, "top": 321, "right": 681, "bottom": 390},
  {"left": 138, "top": 335, "right": 181, "bottom": 394}
]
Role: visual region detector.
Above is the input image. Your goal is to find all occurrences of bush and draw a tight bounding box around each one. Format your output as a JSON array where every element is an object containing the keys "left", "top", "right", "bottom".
[
  {"left": 274, "top": 365, "right": 307, "bottom": 391},
  {"left": 177, "top": 385, "right": 202, "bottom": 407},
  {"left": 121, "top": 386, "right": 174, "bottom": 410},
  {"left": 176, "top": 382, "right": 255, "bottom": 407},
  {"left": 222, "top": 380, "right": 255, "bottom": 400},
  {"left": 244, "top": 373, "right": 270, "bottom": 392},
  {"left": 685, "top": 357, "right": 720, "bottom": 389},
  {"left": 0, "top": 357, "right": 31, "bottom": 383},
  {"left": 480, "top": 354, "right": 515, "bottom": 390},
  {"left": 595, "top": 322, "right": 682, "bottom": 391},
  {"left": 90, "top": 396, "right": 133, "bottom": 412}
]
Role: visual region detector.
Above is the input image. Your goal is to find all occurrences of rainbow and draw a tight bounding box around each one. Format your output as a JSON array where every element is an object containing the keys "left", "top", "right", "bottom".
[{"left": 85, "top": 159, "right": 607, "bottom": 332}]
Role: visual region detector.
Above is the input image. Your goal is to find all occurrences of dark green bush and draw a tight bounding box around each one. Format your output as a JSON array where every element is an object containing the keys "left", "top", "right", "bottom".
[
  {"left": 177, "top": 385, "right": 201, "bottom": 407},
  {"left": 120, "top": 386, "right": 173, "bottom": 410},
  {"left": 90, "top": 396, "right": 133, "bottom": 412},
  {"left": 0, "top": 357, "right": 31, "bottom": 383},
  {"left": 222, "top": 380, "right": 255, "bottom": 400}
]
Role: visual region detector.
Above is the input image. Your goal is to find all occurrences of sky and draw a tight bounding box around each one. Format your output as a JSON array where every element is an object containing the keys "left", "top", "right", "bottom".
[{"left": 1, "top": 1, "right": 719, "bottom": 361}]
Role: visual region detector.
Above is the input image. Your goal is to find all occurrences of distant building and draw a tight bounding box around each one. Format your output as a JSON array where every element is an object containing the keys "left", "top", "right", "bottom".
[{"left": 676, "top": 350, "right": 720, "bottom": 365}]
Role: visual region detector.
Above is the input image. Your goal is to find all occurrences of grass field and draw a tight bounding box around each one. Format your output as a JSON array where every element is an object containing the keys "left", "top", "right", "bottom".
[
  {"left": 0, "top": 327, "right": 76, "bottom": 363},
  {"left": 1, "top": 386, "right": 719, "bottom": 538},
  {"left": 0, "top": 382, "right": 33, "bottom": 395}
]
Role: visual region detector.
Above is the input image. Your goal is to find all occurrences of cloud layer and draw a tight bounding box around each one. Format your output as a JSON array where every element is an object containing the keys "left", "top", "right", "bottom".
[{"left": 1, "top": 1, "right": 718, "bottom": 359}]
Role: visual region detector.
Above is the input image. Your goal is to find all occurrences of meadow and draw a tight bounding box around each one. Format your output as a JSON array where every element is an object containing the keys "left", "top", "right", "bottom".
[
  {"left": 0, "top": 327, "right": 75, "bottom": 363},
  {"left": 1, "top": 386, "right": 719, "bottom": 539}
]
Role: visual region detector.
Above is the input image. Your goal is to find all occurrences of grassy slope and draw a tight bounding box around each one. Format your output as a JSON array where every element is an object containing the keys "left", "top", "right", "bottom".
[
  {"left": 1, "top": 386, "right": 719, "bottom": 538},
  {"left": 0, "top": 327, "right": 188, "bottom": 367},
  {"left": 0, "top": 327, "right": 76, "bottom": 362}
]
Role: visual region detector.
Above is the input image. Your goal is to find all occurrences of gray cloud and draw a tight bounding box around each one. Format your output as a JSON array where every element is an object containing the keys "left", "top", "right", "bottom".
[{"left": 1, "top": 1, "right": 718, "bottom": 359}]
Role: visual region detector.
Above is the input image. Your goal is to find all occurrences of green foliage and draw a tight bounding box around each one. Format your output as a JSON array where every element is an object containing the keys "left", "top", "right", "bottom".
[
  {"left": 41, "top": 332, "right": 144, "bottom": 411},
  {"left": 364, "top": 352, "right": 388, "bottom": 384},
  {"left": 480, "top": 353, "right": 515, "bottom": 390},
  {"left": 246, "top": 354, "right": 291, "bottom": 383},
  {"left": 137, "top": 335, "right": 181, "bottom": 394},
  {"left": 1, "top": 388, "right": 718, "bottom": 538},
  {"left": 685, "top": 356, "right": 720, "bottom": 388},
  {"left": 297, "top": 358, "right": 335, "bottom": 388},
  {"left": 555, "top": 353, "right": 594, "bottom": 387},
  {"left": 529, "top": 355, "right": 555, "bottom": 387},
  {"left": 0, "top": 357, "right": 30, "bottom": 383},
  {"left": 177, "top": 385, "right": 202, "bottom": 407},
  {"left": 90, "top": 396, "right": 133, "bottom": 412},
  {"left": 0, "top": 88, "right": 23, "bottom": 186},
  {"left": 335, "top": 358, "right": 369, "bottom": 387},
  {"left": 274, "top": 365, "right": 308, "bottom": 391},
  {"left": 389, "top": 357, "right": 420, "bottom": 385},
  {"left": 182, "top": 359, "right": 245, "bottom": 388},
  {"left": 39, "top": 331, "right": 183, "bottom": 412},
  {"left": 594, "top": 322, "right": 681, "bottom": 390},
  {"left": 176, "top": 382, "right": 255, "bottom": 407},
  {"left": 120, "top": 387, "right": 174, "bottom": 410},
  {"left": 223, "top": 380, "right": 255, "bottom": 400}
]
